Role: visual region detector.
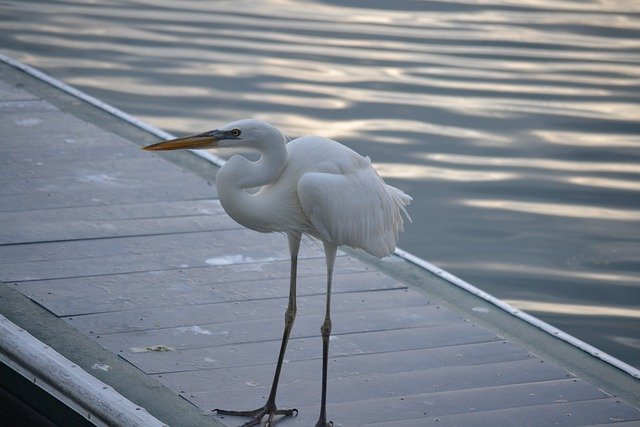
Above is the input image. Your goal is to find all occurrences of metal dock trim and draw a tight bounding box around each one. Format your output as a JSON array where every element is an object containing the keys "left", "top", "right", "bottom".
[{"left": 0, "top": 314, "right": 166, "bottom": 427}]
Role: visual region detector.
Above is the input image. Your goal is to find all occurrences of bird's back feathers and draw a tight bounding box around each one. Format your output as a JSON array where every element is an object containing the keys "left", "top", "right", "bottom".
[{"left": 290, "top": 136, "right": 411, "bottom": 258}]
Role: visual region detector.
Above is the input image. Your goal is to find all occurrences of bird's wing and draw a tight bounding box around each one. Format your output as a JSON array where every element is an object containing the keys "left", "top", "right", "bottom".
[{"left": 297, "top": 160, "right": 411, "bottom": 258}]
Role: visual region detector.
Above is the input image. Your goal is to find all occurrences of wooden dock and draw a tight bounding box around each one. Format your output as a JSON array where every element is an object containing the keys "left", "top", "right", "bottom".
[{"left": 1, "top": 58, "right": 639, "bottom": 426}]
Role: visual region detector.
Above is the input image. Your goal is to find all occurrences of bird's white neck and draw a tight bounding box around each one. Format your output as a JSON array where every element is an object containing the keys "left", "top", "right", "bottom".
[{"left": 216, "top": 141, "right": 288, "bottom": 232}]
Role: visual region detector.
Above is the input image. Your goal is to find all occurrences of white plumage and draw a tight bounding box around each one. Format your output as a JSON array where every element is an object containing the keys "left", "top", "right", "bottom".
[
  {"left": 295, "top": 138, "right": 411, "bottom": 257},
  {"left": 143, "top": 119, "right": 411, "bottom": 427},
  {"left": 214, "top": 126, "right": 411, "bottom": 256}
]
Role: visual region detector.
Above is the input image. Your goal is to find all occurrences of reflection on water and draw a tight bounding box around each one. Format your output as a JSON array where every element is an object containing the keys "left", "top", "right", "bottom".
[
  {"left": 1, "top": 0, "right": 639, "bottom": 367},
  {"left": 461, "top": 199, "right": 640, "bottom": 221},
  {"left": 504, "top": 300, "right": 640, "bottom": 319}
]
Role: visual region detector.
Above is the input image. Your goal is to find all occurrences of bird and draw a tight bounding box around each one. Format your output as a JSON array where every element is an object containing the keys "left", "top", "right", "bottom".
[{"left": 143, "top": 119, "right": 411, "bottom": 427}]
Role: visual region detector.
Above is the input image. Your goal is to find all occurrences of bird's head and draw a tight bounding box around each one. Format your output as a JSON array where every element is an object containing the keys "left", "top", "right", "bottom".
[{"left": 142, "top": 119, "right": 288, "bottom": 152}]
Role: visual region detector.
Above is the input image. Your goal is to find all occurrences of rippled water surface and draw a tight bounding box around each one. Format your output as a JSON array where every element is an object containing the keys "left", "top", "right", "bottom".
[{"left": 1, "top": 0, "right": 639, "bottom": 368}]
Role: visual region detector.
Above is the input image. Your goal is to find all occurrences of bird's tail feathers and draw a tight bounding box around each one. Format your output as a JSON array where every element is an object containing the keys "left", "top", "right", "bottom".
[{"left": 386, "top": 184, "right": 412, "bottom": 223}]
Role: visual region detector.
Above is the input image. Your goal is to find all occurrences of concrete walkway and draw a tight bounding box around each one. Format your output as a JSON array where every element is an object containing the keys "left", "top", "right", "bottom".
[{"left": 1, "top": 59, "right": 639, "bottom": 426}]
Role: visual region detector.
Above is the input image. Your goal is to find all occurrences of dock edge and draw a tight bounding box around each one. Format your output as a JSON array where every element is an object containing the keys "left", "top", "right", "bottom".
[{"left": 0, "top": 315, "right": 166, "bottom": 427}]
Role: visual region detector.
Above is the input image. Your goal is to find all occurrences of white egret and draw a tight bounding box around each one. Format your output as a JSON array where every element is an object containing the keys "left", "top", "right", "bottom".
[{"left": 143, "top": 119, "right": 411, "bottom": 427}]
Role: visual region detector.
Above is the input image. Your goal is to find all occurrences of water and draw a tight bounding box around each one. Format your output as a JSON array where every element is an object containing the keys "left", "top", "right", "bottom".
[{"left": 1, "top": 0, "right": 639, "bottom": 368}]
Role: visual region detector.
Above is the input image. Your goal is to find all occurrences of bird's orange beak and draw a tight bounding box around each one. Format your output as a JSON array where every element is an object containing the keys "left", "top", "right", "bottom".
[{"left": 142, "top": 130, "right": 221, "bottom": 151}]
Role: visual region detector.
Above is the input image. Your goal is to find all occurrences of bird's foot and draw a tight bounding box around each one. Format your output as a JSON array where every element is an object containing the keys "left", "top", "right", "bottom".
[
  {"left": 214, "top": 403, "right": 298, "bottom": 427},
  {"left": 315, "top": 414, "right": 333, "bottom": 427}
]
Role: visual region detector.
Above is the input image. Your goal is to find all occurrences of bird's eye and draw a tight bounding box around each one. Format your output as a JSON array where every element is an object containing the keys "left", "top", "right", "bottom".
[{"left": 231, "top": 129, "right": 241, "bottom": 137}]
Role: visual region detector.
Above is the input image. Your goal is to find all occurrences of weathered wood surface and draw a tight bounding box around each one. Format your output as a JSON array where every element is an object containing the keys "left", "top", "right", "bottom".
[{"left": 1, "top": 79, "right": 639, "bottom": 426}]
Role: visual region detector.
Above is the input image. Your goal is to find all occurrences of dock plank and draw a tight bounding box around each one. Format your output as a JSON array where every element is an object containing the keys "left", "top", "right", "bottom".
[
  {"left": 0, "top": 200, "right": 227, "bottom": 245},
  {"left": 152, "top": 340, "right": 533, "bottom": 394},
  {"left": 0, "top": 199, "right": 223, "bottom": 226},
  {"left": 371, "top": 399, "right": 640, "bottom": 426},
  {"left": 10, "top": 258, "right": 374, "bottom": 315},
  {"left": 0, "top": 229, "right": 327, "bottom": 282},
  {"left": 0, "top": 168, "right": 210, "bottom": 197},
  {"left": 196, "top": 357, "right": 574, "bottom": 410},
  {"left": 0, "top": 80, "right": 38, "bottom": 101},
  {"left": 0, "top": 208, "right": 232, "bottom": 247},
  {"left": 115, "top": 323, "right": 499, "bottom": 375},
  {"left": 0, "top": 211, "right": 233, "bottom": 246},
  {"left": 2, "top": 228, "right": 318, "bottom": 264},
  {"left": 0, "top": 184, "right": 215, "bottom": 212},
  {"left": 92, "top": 295, "right": 458, "bottom": 354},
  {"left": 0, "top": 221, "right": 245, "bottom": 264},
  {"left": 286, "top": 379, "right": 610, "bottom": 425},
  {"left": 64, "top": 280, "right": 421, "bottom": 334},
  {"left": 0, "top": 110, "right": 140, "bottom": 152},
  {"left": 0, "top": 99, "right": 57, "bottom": 114},
  {"left": 0, "top": 157, "right": 165, "bottom": 180}
]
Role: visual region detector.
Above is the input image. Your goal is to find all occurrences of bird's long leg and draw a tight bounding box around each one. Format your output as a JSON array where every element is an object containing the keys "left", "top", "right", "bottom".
[
  {"left": 316, "top": 241, "right": 337, "bottom": 427},
  {"left": 214, "top": 232, "right": 301, "bottom": 427}
]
